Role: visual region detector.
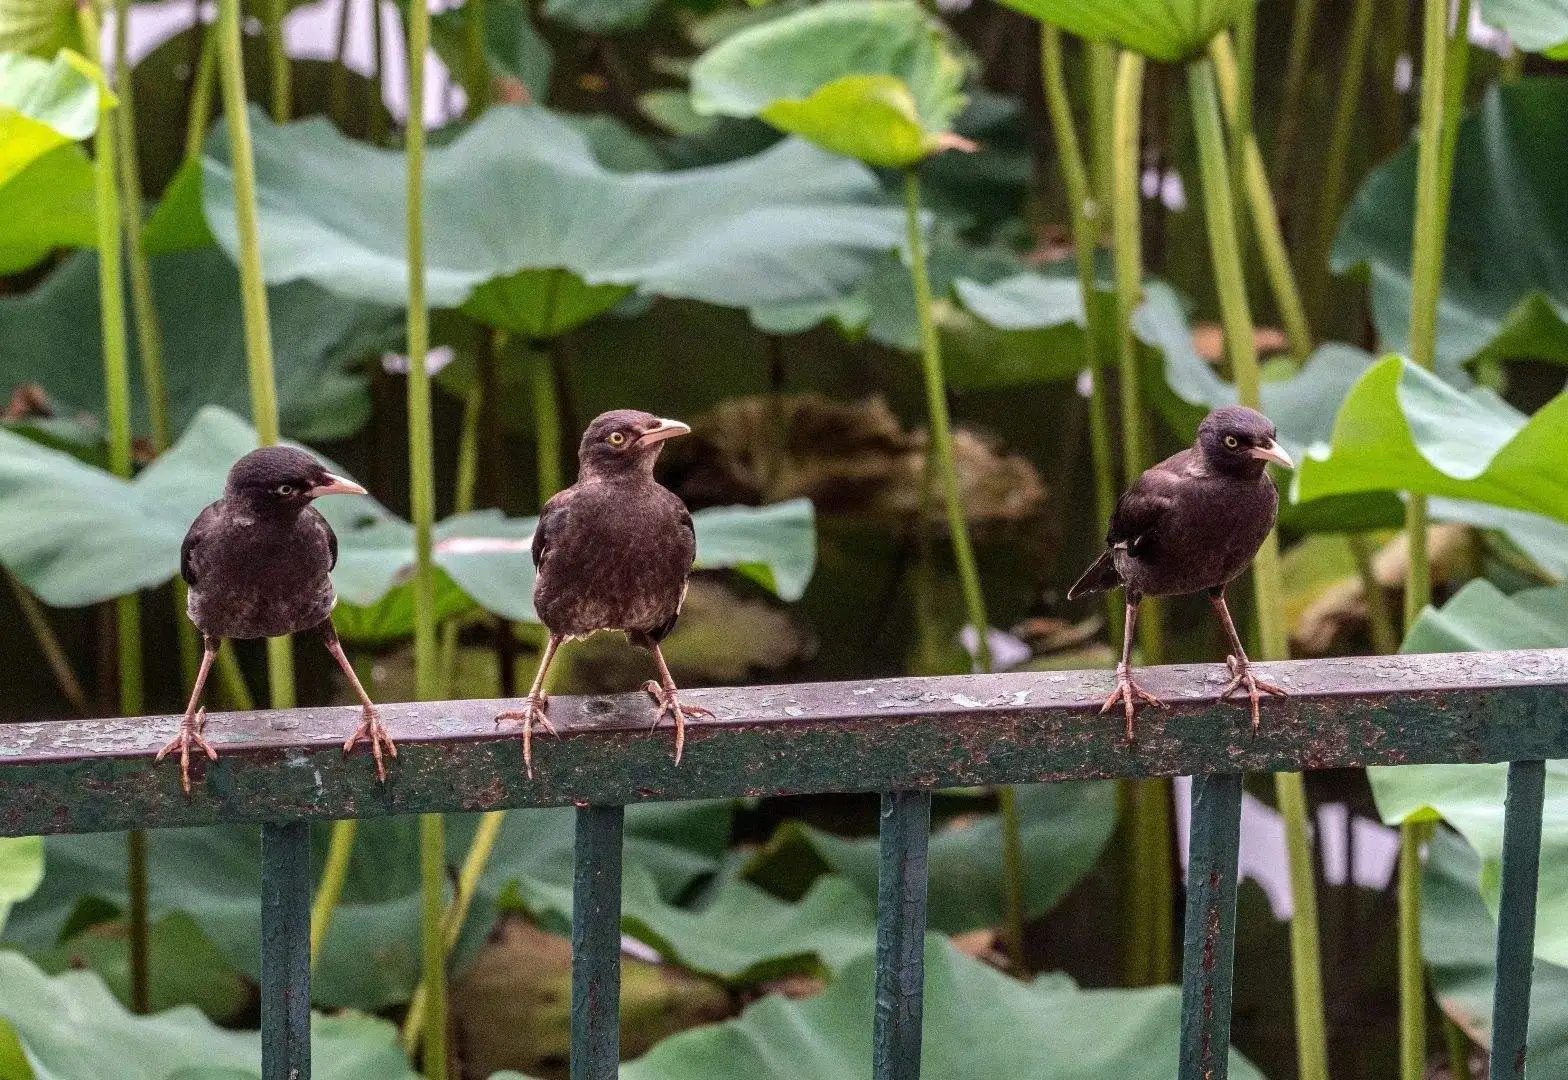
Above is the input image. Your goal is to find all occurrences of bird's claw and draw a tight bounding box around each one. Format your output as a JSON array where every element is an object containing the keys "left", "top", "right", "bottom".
[
  {"left": 342, "top": 705, "right": 398, "bottom": 782},
  {"left": 1099, "top": 664, "right": 1165, "bottom": 741},
  {"left": 156, "top": 707, "right": 218, "bottom": 796},
  {"left": 496, "top": 695, "right": 557, "bottom": 779},
  {"left": 1219, "top": 655, "right": 1288, "bottom": 733},
  {"left": 642, "top": 681, "right": 713, "bottom": 766}
]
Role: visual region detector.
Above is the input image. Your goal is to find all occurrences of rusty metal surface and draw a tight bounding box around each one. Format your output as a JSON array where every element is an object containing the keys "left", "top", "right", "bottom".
[{"left": 2, "top": 649, "right": 1567, "bottom": 837}]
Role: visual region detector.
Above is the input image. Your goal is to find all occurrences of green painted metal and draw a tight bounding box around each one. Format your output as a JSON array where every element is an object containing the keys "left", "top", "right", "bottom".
[
  {"left": 572, "top": 805, "right": 624, "bottom": 1080},
  {"left": 2, "top": 651, "right": 1566, "bottom": 836},
  {"left": 1179, "top": 772, "right": 1243, "bottom": 1080},
  {"left": 1490, "top": 758, "right": 1547, "bottom": 1078},
  {"left": 260, "top": 820, "right": 312, "bottom": 1080},
  {"left": 873, "top": 790, "right": 932, "bottom": 1080}
]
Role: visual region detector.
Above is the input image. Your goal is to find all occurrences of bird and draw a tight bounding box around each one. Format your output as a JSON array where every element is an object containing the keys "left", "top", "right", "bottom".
[
  {"left": 497, "top": 409, "right": 711, "bottom": 776},
  {"left": 1068, "top": 405, "right": 1295, "bottom": 738},
  {"left": 164, "top": 445, "right": 396, "bottom": 792}
]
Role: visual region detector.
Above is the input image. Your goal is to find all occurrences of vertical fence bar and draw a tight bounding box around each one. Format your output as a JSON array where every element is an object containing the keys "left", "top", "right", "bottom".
[
  {"left": 873, "top": 789, "right": 932, "bottom": 1080},
  {"left": 1179, "top": 773, "right": 1244, "bottom": 1080},
  {"left": 260, "top": 820, "right": 312, "bottom": 1080},
  {"left": 571, "top": 805, "right": 624, "bottom": 1080},
  {"left": 1490, "top": 759, "right": 1547, "bottom": 1078}
]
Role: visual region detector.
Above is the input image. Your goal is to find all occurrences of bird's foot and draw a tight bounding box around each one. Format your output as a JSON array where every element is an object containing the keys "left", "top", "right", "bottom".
[
  {"left": 155, "top": 708, "right": 218, "bottom": 796},
  {"left": 642, "top": 681, "right": 713, "bottom": 766},
  {"left": 1100, "top": 664, "right": 1165, "bottom": 741},
  {"left": 1219, "top": 655, "right": 1287, "bottom": 733},
  {"left": 495, "top": 694, "right": 557, "bottom": 779},
  {"left": 342, "top": 705, "right": 398, "bottom": 782}
]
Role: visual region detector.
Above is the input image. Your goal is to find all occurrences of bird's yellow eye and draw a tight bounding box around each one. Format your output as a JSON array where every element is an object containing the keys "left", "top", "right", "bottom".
[
  {"left": 274, "top": 483, "right": 297, "bottom": 496},
  {"left": 607, "top": 432, "right": 626, "bottom": 446},
  {"left": 1223, "top": 435, "right": 1239, "bottom": 449}
]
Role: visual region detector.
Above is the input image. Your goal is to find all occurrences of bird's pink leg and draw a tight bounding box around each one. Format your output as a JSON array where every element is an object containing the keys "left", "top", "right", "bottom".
[
  {"left": 1208, "top": 588, "right": 1287, "bottom": 732},
  {"left": 157, "top": 642, "right": 219, "bottom": 795},
  {"left": 496, "top": 634, "right": 561, "bottom": 778},
  {"left": 326, "top": 627, "right": 398, "bottom": 782},
  {"left": 1100, "top": 597, "right": 1165, "bottom": 740},
  {"left": 642, "top": 643, "right": 713, "bottom": 766}
]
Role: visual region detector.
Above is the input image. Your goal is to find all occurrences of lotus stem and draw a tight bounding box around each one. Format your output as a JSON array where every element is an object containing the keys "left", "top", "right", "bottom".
[
  {"left": 461, "top": 0, "right": 486, "bottom": 119},
  {"left": 266, "top": 0, "right": 290, "bottom": 121},
  {"left": 1347, "top": 532, "right": 1398, "bottom": 655},
  {"left": 1307, "top": 0, "right": 1377, "bottom": 328},
  {"left": 1399, "top": 819, "right": 1433, "bottom": 1080},
  {"left": 1086, "top": 42, "right": 1116, "bottom": 210},
  {"left": 330, "top": 0, "right": 353, "bottom": 127},
  {"left": 1273, "top": 0, "right": 1318, "bottom": 192},
  {"left": 533, "top": 341, "right": 564, "bottom": 502},
  {"left": 1190, "top": 56, "right": 1328, "bottom": 1080},
  {"left": 310, "top": 817, "right": 357, "bottom": 965},
  {"left": 7, "top": 571, "right": 91, "bottom": 716},
  {"left": 1041, "top": 25, "right": 1120, "bottom": 635},
  {"left": 185, "top": 17, "right": 217, "bottom": 159}
]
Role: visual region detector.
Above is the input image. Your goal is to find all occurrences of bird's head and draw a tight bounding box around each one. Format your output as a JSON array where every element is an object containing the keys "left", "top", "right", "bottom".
[
  {"left": 224, "top": 445, "right": 367, "bottom": 517},
  {"left": 577, "top": 409, "right": 691, "bottom": 479},
  {"left": 1197, "top": 405, "right": 1294, "bottom": 476}
]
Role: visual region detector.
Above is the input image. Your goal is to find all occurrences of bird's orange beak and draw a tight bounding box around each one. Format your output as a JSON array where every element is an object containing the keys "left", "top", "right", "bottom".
[
  {"left": 1248, "top": 439, "right": 1295, "bottom": 469},
  {"left": 636, "top": 418, "right": 691, "bottom": 448},
  {"left": 308, "top": 472, "right": 369, "bottom": 498}
]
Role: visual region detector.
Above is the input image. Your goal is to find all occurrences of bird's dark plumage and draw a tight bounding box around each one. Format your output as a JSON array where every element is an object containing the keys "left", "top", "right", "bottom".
[
  {"left": 498, "top": 409, "right": 708, "bottom": 774},
  {"left": 161, "top": 446, "right": 395, "bottom": 791},
  {"left": 1070, "top": 405, "right": 1295, "bottom": 736}
]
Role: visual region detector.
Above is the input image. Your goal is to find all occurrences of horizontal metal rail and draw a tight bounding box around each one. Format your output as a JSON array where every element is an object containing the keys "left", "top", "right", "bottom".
[
  {"left": 1, "top": 649, "right": 1565, "bottom": 835},
  {"left": 1, "top": 648, "right": 1563, "bottom": 1080}
]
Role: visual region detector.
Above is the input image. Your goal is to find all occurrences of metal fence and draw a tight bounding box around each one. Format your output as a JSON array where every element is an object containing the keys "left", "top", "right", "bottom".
[{"left": 3, "top": 647, "right": 1565, "bottom": 1080}]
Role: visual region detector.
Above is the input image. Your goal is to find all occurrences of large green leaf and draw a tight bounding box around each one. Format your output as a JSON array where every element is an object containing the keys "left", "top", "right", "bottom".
[
  {"left": 603, "top": 938, "right": 1265, "bottom": 1080},
  {"left": 1334, "top": 79, "right": 1568, "bottom": 376},
  {"left": 0, "top": 952, "right": 421, "bottom": 1080},
  {"left": 0, "top": 407, "right": 818, "bottom": 625},
  {"left": 6, "top": 804, "right": 728, "bottom": 1012},
  {"left": 1423, "top": 828, "right": 1568, "bottom": 1071},
  {"left": 1368, "top": 578, "right": 1568, "bottom": 967},
  {"left": 0, "top": 837, "right": 41, "bottom": 936},
  {"left": 689, "top": 0, "right": 967, "bottom": 168},
  {"left": 752, "top": 782, "right": 1117, "bottom": 934},
  {"left": 1481, "top": 0, "right": 1568, "bottom": 57},
  {"left": 1295, "top": 354, "right": 1568, "bottom": 523},
  {"left": 542, "top": 0, "right": 659, "bottom": 33},
  {"left": 0, "top": 248, "right": 397, "bottom": 442},
  {"left": 200, "top": 104, "right": 905, "bottom": 313},
  {"left": 990, "top": 0, "right": 1257, "bottom": 62},
  {"left": 0, "top": 143, "right": 95, "bottom": 272},
  {"left": 0, "top": 50, "right": 103, "bottom": 186}
]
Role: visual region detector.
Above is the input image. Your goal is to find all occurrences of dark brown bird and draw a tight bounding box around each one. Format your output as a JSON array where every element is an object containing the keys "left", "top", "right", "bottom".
[
  {"left": 497, "top": 409, "right": 710, "bottom": 775},
  {"left": 1068, "top": 405, "right": 1295, "bottom": 737},
  {"left": 165, "top": 446, "right": 396, "bottom": 791}
]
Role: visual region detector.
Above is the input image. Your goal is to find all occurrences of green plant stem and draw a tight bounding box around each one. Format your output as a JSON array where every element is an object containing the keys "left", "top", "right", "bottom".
[
  {"left": 1123, "top": 778, "right": 1174, "bottom": 985},
  {"left": 265, "top": 0, "right": 290, "bottom": 120},
  {"left": 1085, "top": 42, "right": 1116, "bottom": 211},
  {"left": 439, "top": 370, "right": 484, "bottom": 694},
  {"left": 902, "top": 169, "right": 990, "bottom": 674},
  {"left": 7, "top": 571, "right": 91, "bottom": 716},
  {"left": 461, "top": 0, "right": 486, "bottom": 119},
  {"left": 185, "top": 18, "right": 218, "bottom": 159},
  {"left": 80, "top": 0, "right": 151, "bottom": 1017},
  {"left": 1040, "top": 25, "right": 1119, "bottom": 639},
  {"left": 1210, "top": 32, "right": 1312, "bottom": 363},
  {"left": 1347, "top": 532, "right": 1399, "bottom": 655},
  {"left": 405, "top": 0, "right": 446, "bottom": 1070},
  {"left": 217, "top": 0, "right": 297, "bottom": 710},
  {"left": 532, "top": 344, "right": 564, "bottom": 502},
  {"left": 215, "top": 640, "right": 256, "bottom": 709},
  {"left": 993, "top": 784, "right": 1026, "bottom": 971},
  {"left": 1307, "top": 0, "right": 1377, "bottom": 328},
  {"left": 1500, "top": 47, "right": 1524, "bottom": 83},
  {"left": 329, "top": 0, "right": 353, "bottom": 127},
  {"left": 1444, "top": 1015, "right": 1473, "bottom": 1080},
  {"left": 1399, "top": 819, "right": 1433, "bottom": 1080},
  {"left": 1190, "top": 57, "right": 1328, "bottom": 1080},
  {"left": 369, "top": 0, "right": 387, "bottom": 145},
  {"left": 311, "top": 817, "right": 357, "bottom": 966},
  {"left": 402, "top": 808, "right": 504, "bottom": 1048},
  {"left": 1272, "top": 0, "right": 1318, "bottom": 189},
  {"left": 113, "top": 0, "right": 170, "bottom": 454},
  {"left": 1109, "top": 51, "right": 1160, "bottom": 668}
]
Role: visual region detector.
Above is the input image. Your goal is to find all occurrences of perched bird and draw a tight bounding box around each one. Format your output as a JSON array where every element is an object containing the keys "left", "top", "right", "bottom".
[
  {"left": 498, "top": 409, "right": 710, "bottom": 775},
  {"left": 165, "top": 446, "right": 396, "bottom": 791},
  {"left": 1068, "top": 405, "right": 1295, "bottom": 737}
]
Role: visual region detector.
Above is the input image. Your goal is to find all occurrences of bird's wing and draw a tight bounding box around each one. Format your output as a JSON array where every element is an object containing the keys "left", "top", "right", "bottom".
[
  {"left": 531, "top": 489, "right": 573, "bottom": 570},
  {"left": 179, "top": 502, "right": 223, "bottom": 588},
  {"left": 1105, "top": 466, "right": 1182, "bottom": 558},
  {"left": 304, "top": 506, "right": 338, "bottom": 571}
]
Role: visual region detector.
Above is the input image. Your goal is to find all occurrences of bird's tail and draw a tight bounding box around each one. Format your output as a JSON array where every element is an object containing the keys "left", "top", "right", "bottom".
[{"left": 1067, "top": 549, "right": 1120, "bottom": 600}]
